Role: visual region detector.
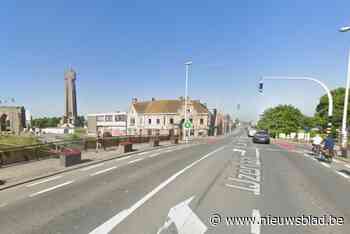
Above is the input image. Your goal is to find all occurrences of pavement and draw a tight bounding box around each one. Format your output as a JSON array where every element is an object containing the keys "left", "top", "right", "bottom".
[{"left": 0, "top": 127, "right": 349, "bottom": 233}]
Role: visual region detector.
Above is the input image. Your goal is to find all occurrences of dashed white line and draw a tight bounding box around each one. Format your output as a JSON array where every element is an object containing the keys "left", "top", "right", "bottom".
[
  {"left": 128, "top": 158, "right": 143, "bottom": 164},
  {"left": 26, "top": 175, "right": 63, "bottom": 187},
  {"left": 255, "top": 148, "right": 260, "bottom": 165},
  {"left": 321, "top": 162, "right": 331, "bottom": 168},
  {"left": 336, "top": 171, "right": 350, "bottom": 179},
  {"left": 90, "top": 166, "right": 118, "bottom": 176},
  {"left": 29, "top": 181, "right": 74, "bottom": 197},
  {"left": 163, "top": 149, "right": 173, "bottom": 153},
  {"left": 80, "top": 163, "right": 105, "bottom": 172},
  {"left": 88, "top": 146, "right": 226, "bottom": 234},
  {"left": 149, "top": 153, "right": 161, "bottom": 158},
  {"left": 251, "top": 209, "right": 261, "bottom": 234}
]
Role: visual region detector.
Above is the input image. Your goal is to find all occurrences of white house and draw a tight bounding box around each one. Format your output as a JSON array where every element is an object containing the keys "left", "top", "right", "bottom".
[
  {"left": 127, "top": 97, "right": 209, "bottom": 137},
  {"left": 87, "top": 112, "right": 127, "bottom": 136}
]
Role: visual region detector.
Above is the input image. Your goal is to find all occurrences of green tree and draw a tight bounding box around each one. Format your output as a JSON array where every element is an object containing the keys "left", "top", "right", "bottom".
[
  {"left": 31, "top": 117, "right": 61, "bottom": 128},
  {"left": 257, "top": 105, "right": 304, "bottom": 137},
  {"left": 315, "top": 87, "right": 350, "bottom": 129}
]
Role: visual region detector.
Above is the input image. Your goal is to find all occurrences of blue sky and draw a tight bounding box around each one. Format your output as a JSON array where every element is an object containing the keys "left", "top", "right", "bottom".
[{"left": 1, "top": 1, "right": 350, "bottom": 120}]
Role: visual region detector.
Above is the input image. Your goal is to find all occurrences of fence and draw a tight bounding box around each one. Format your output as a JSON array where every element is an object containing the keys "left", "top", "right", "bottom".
[{"left": 0, "top": 135, "right": 175, "bottom": 167}]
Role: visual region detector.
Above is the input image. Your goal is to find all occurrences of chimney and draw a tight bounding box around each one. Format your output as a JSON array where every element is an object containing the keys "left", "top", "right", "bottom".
[
  {"left": 132, "top": 98, "right": 138, "bottom": 104},
  {"left": 151, "top": 97, "right": 156, "bottom": 101}
]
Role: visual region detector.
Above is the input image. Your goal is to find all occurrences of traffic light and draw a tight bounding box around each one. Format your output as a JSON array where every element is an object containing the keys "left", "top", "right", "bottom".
[{"left": 258, "top": 80, "right": 264, "bottom": 93}]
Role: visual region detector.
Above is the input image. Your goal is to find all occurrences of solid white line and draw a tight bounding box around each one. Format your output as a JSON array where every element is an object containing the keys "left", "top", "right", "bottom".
[
  {"left": 137, "top": 152, "right": 149, "bottom": 156},
  {"left": 88, "top": 145, "right": 226, "bottom": 234},
  {"left": 251, "top": 209, "right": 261, "bottom": 234},
  {"left": 149, "top": 153, "right": 161, "bottom": 158},
  {"left": 336, "top": 171, "right": 350, "bottom": 179},
  {"left": 128, "top": 158, "right": 143, "bottom": 164},
  {"left": 321, "top": 162, "right": 331, "bottom": 168},
  {"left": 346, "top": 164, "right": 350, "bottom": 169},
  {"left": 90, "top": 166, "right": 118, "bottom": 176},
  {"left": 26, "top": 175, "right": 63, "bottom": 187},
  {"left": 29, "top": 181, "right": 74, "bottom": 197},
  {"left": 80, "top": 163, "right": 105, "bottom": 172}
]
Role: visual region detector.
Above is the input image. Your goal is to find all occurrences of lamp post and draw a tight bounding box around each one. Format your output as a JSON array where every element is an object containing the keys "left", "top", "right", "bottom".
[
  {"left": 184, "top": 61, "right": 192, "bottom": 143},
  {"left": 339, "top": 26, "right": 350, "bottom": 157}
]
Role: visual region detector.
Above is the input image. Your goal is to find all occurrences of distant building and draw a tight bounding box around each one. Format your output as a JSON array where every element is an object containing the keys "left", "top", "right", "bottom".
[
  {"left": 0, "top": 106, "right": 26, "bottom": 135},
  {"left": 87, "top": 112, "right": 127, "bottom": 136},
  {"left": 127, "top": 97, "right": 209, "bottom": 137}
]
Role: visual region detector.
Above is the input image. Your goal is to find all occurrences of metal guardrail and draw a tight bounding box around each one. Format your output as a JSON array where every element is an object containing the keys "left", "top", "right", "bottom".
[{"left": 0, "top": 135, "right": 177, "bottom": 167}]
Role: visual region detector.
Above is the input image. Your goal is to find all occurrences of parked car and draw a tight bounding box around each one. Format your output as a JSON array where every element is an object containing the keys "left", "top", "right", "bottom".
[
  {"left": 247, "top": 128, "right": 257, "bottom": 137},
  {"left": 253, "top": 131, "right": 270, "bottom": 144}
]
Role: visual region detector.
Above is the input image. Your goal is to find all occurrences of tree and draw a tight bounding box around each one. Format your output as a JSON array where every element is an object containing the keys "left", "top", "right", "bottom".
[
  {"left": 76, "top": 116, "right": 86, "bottom": 127},
  {"left": 257, "top": 105, "right": 304, "bottom": 137},
  {"left": 315, "top": 87, "right": 350, "bottom": 129},
  {"left": 31, "top": 117, "right": 61, "bottom": 128}
]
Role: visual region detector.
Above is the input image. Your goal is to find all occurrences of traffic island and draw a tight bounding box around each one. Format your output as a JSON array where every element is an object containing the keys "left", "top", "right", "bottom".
[{"left": 60, "top": 148, "right": 82, "bottom": 167}]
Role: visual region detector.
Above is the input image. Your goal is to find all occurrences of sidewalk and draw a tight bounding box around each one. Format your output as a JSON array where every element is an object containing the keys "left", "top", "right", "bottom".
[
  {"left": 0, "top": 140, "right": 173, "bottom": 190},
  {"left": 273, "top": 139, "right": 350, "bottom": 163}
]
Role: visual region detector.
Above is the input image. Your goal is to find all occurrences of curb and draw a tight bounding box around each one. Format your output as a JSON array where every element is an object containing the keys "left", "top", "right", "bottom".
[{"left": 0, "top": 143, "right": 178, "bottom": 192}]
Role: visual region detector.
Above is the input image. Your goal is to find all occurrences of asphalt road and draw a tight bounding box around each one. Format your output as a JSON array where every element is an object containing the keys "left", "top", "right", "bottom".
[{"left": 0, "top": 127, "right": 350, "bottom": 234}]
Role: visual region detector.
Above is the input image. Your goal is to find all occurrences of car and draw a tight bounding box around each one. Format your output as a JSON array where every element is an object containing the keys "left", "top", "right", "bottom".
[
  {"left": 247, "top": 128, "right": 257, "bottom": 137},
  {"left": 253, "top": 131, "right": 270, "bottom": 144}
]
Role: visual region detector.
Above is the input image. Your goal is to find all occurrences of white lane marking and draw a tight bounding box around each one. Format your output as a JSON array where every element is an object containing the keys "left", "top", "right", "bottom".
[
  {"left": 321, "top": 162, "right": 331, "bottom": 168},
  {"left": 164, "top": 149, "right": 173, "bottom": 153},
  {"left": 88, "top": 146, "right": 226, "bottom": 234},
  {"left": 226, "top": 177, "right": 260, "bottom": 195},
  {"left": 149, "top": 153, "right": 161, "bottom": 158},
  {"left": 333, "top": 159, "right": 340, "bottom": 163},
  {"left": 336, "top": 171, "right": 350, "bottom": 179},
  {"left": 127, "top": 158, "right": 143, "bottom": 164},
  {"left": 90, "top": 166, "right": 118, "bottom": 176},
  {"left": 137, "top": 151, "right": 149, "bottom": 156},
  {"left": 114, "top": 155, "right": 133, "bottom": 162},
  {"left": 0, "top": 203, "right": 7, "bottom": 208},
  {"left": 233, "top": 148, "right": 246, "bottom": 156},
  {"left": 255, "top": 148, "right": 260, "bottom": 165},
  {"left": 346, "top": 164, "right": 350, "bottom": 169},
  {"left": 29, "top": 181, "right": 74, "bottom": 197},
  {"left": 80, "top": 163, "right": 105, "bottom": 172},
  {"left": 26, "top": 175, "right": 63, "bottom": 187},
  {"left": 251, "top": 209, "right": 261, "bottom": 234},
  {"left": 157, "top": 196, "right": 207, "bottom": 234}
]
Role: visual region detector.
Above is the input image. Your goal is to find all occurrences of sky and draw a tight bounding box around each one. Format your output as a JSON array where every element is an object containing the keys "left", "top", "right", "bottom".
[{"left": 1, "top": 0, "right": 350, "bottom": 121}]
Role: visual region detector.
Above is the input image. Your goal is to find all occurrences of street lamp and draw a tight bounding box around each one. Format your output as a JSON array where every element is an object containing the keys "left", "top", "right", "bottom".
[
  {"left": 340, "top": 26, "right": 350, "bottom": 157},
  {"left": 184, "top": 61, "right": 192, "bottom": 143}
]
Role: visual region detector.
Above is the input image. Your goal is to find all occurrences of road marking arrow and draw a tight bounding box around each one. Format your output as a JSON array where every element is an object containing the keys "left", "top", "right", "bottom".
[
  {"left": 233, "top": 148, "right": 246, "bottom": 156},
  {"left": 157, "top": 196, "right": 207, "bottom": 234}
]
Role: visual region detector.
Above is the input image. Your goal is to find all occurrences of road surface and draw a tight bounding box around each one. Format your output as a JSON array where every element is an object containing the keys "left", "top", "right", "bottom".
[{"left": 0, "top": 127, "right": 349, "bottom": 234}]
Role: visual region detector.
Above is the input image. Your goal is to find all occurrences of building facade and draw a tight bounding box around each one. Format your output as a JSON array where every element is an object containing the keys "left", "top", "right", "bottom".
[
  {"left": 127, "top": 97, "right": 209, "bottom": 137},
  {"left": 0, "top": 106, "right": 26, "bottom": 135},
  {"left": 87, "top": 112, "right": 127, "bottom": 136}
]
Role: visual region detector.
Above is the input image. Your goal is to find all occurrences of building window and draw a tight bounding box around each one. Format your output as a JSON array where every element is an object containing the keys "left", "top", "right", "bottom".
[
  {"left": 96, "top": 116, "right": 104, "bottom": 122},
  {"left": 169, "top": 118, "right": 174, "bottom": 124},
  {"left": 156, "top": 119, "right": 160, "bottom": 124},
  {"left": 163, "top": 117, "right": 166, "bottom": 125},
  {"left": 130, "top": 118, "right": 135, "bottom": 126},
  {"left": 115, "top": 115, "right": 126, "bottom": 122},
  {"left": 148, "top": 119, "right": 152, "bottom": 124},
  {"left": 200, "top": 118, "right": 204, "bottom": 125},
  {"left": 105, "top": 115, "right": 113, "bottom": 122}
]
